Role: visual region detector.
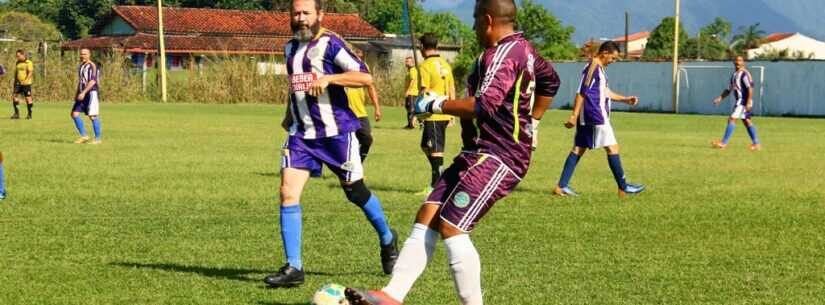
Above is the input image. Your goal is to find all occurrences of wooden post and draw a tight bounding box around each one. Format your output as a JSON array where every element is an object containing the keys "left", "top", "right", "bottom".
[
  {"left": 671, "top": 0, "right": 681, "bottom": 113},
  {"left": 157, "top": 0, "right": 168, "bottom": 102}
]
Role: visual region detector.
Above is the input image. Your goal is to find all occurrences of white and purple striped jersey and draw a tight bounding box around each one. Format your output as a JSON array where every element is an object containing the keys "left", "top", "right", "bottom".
[
  {"left": 285, "top": 28, "right": 368, "bottom": 139},
  {"left": 729, "top": 70, "right": 753, "bottom": 106},
  {"left": 77, "top": 62, "right": 99, "bottom": 93},
  {"left": 577, "top": 62, "right": 610, "bottom": 126}
]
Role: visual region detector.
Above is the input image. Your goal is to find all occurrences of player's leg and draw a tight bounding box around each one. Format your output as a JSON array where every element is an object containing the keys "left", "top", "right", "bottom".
[
  {"left": 0, "top": 152, "right": 6, "bottom": 200},
  {"left": 25, "top": 87, "right": 33, "bottom": 119},
  {"left": 554, "top": 146, "right": 586, "bottom": 196},
  {"left": 88, "top": 92, "right": 102, "bottom": 144},
  {"left": 404, "top": 96, "right": 415, "bottom": 129},
  {"left": 71, "top": 104, "right": 90, "bottom": 144},
  {"left": 356, "top": 117, "right": 373, "bottom": 162},
  {"left": 604, "top": 144, "right": 645, "bottom": 196},
  {"left": 714, "top": 110, "right": 740, "bottom": 148},
  {"left": 10, "top": 92, "right": 20, "bottom": 119},
  {"left": 742, "top": 118, "right": 761, "bottom": 150}
]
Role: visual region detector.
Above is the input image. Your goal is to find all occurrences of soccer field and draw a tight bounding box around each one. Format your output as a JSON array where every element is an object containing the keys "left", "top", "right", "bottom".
[{"left": 1, "top": 103, "right": 824, "bottom": 305}]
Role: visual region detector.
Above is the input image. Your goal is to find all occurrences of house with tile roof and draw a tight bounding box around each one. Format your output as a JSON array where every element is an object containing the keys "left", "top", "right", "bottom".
[
  {"left": 747, "top": 32, "right": 825, "bottom": 60},
  {"left": 611, "top": 31, "right": 650, "bottom": 59},
  {"left": 61, "top": 5, "right": 385, "bottom": 73}
]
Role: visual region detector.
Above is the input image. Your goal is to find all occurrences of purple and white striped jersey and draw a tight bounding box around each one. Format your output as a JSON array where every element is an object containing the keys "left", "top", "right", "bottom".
[
  {"left": 464, "top": 32, "right": 561, "bottom": 177},
  {"left": 729, "top": 70, "right": 753, "bottom": 106},
  {"left": 577, "top": 62, "right": 610, "bottom": 126},
  {"left": 77, "top": 62, "right": 99, "bottom": 93},
  {"left": 285, "top": 28, "right": 367, "bottom": 140}
]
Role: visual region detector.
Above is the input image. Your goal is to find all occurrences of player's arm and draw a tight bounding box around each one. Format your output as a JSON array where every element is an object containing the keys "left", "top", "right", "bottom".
[
  {"left": 715, "top": 84, "right": 732, "bottom": 105},
  {"left": 311, "top": 43, "right": 373, "bottom": 96},
  {"left": 565, "top": 93, "right": 585, "bottom": 129},
  {"left": 367, "top": 84, "right": 381, "bottom": 121},
  {"left": 743, "top": 71, "right": 754, "bottom": 111},
  {"left": 532, "top": 56, "right": 561, "bottom": 120},
  {"left": 281, "top": 105, "right": 293, "bottom": 131},
  {"left": 607, "top": 88, "right": 638, "bottom": 106},
  {"left": 25, "top": 62, "right": 33, "bottom": 84}
]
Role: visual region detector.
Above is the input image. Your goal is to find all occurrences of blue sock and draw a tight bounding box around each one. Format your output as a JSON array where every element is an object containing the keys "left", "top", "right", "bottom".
[
  {"left": 557, "top": 152, "right": 580, "bottom": 188},
  {"left": 280, "top": 205, "right": 302, "bottom": 270},
  {"left": 746, "top": 124, "right": 760, "bottom": 144},
  {"left": 73, "top": 116, "right": 87, "bottom": 137},
  {"left": 0, "top": 161, "right": 5, "bottom": 195},
  {"left": 92, "top": 118, "right": 102, "bottom": 140},
  {"left": 607, "top": 154, "right": 628, "bottom": 190},
  {"left": 722, "top": 122, "right": 735, "bottom": 144},
  {"left": 361, "top": 194, "right": 394, "bottom": 246}
]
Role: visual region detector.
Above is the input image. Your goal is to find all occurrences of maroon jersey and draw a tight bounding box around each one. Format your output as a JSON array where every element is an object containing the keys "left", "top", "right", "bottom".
[{"left": 463, "top": 32, "right": 560, "bottom": 177}]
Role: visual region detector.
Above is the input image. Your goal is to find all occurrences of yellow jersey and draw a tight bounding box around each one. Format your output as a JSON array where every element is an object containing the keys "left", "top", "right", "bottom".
[
  {"left": 16, "top": 59, "right": 33, "bottom": 85},
  {"left": 346, "top": 87, "right": 369, "bottom": 118},
  {"left": 419, "top": 55, "right": 454, "bottom": 121},
  {"left": 405, "top": 66, "right": 419, "bottom": 97}
]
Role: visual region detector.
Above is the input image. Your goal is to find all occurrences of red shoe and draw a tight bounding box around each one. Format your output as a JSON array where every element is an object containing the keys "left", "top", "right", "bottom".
[
  {"left": 711, "top": 140, "right": 727, "bottom": 149},
  {"left": 345, "top": 288, "right": 403, "bottom": 305}
]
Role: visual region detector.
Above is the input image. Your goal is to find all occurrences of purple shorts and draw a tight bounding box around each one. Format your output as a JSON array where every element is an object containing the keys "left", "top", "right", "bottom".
[
  {"left": 426, "top": 152, "right": 522, "bottom": 232},
  {"left": 281, "top": 132, "right": 363, "bottom": 182}
]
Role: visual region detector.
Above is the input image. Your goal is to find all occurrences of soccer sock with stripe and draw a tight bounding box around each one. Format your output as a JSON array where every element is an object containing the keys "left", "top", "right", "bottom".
[
  {"left": 92, "top": 118, "right": 102, "bottom": 140},
  {"left": 73, "top": 116, "right": 88, "bottom": 137},
  {"left": 607, "top": 154, "right": 628, "bottom": 190},
  {"left": 428, "top": 156, "right": 443, "bottom": 187},
  {"left": 722, "top": 121, "right": 736, "bottom": 144},
  {"left": 383, "top": 223, "right": 439, "bottom": 302},
  {"left": 26, "top": 103, "right": 32, "bottom": 116},
  {"left": 557, "top": 152, "right": 580, "bottom": 188},
  {"left": 746, "top": 124, "right": 760, "bottom": 144},
  {"left": 361, "top": 194, "right": 394, "bottom": 246},
  {"left": 280, "top": 205, "right": 302, "bottom": 270},
  {"left": 445, "top": 234, "right": 483, "bottom": 305}
]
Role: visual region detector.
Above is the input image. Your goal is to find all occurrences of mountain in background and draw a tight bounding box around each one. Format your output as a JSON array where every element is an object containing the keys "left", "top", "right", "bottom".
[{"left": 426, "top": 0, "right": 825, "bottom": 43}]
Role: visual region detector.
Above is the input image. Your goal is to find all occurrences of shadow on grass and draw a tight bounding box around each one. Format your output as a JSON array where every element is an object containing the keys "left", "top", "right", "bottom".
[
  {"left": 256, "top": 301, "right": 309, "bottom": 305},
  {"left": 322, "top": 181, "right": 418, "bottom": 195},
  {"left": 255, "top": 172, "right": 279, "bottom": 178},
  {"left": 110, "top": 262, "right": 375, "bottom": 283}
]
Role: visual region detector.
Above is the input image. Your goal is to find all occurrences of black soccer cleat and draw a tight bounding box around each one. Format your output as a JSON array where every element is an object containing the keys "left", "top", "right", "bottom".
[
  {"left": 10, "top": 113, "right": 19, "bottom": 120},
  {"left": 25, "top": 114, "right": 31, "bottom": 120},
  {"left": 263, "top": 264, "right": 304, "bottom": 288},
  {"left": 380, "top": 229, "right": 399, "bottom": 275}
]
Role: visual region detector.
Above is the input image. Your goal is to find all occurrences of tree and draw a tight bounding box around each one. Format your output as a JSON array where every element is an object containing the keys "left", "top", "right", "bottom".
[
  {"left": 731, "top": 23, "right": 766, "bottom": 54},
  {"left": 682, "top": 17, "right": 731, "bottom": 60},
  {"left": 0, "top": 11, "right": 62, "bottom": 41},
  {"left": 516, "top": 0, "right": 577, "bottom": 60},
  {"left": 643, "top": 16, "right": 688, "bottom": 60}
]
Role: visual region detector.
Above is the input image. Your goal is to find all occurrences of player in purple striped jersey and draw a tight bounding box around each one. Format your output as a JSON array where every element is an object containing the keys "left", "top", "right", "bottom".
[
  {"left": 0, "top": 152, "right": 6, "bottom": 201},
  {"left": 552, "top": 41, "right": 645, "bottom": 198},
  {"left": 345, "top": 1, "right": 560, "bottom": 304},
  {"left": 711, "top": 55, "right": 761, "bottom": 151},
  {"left": 263, "top": 0, "right": 398, "bottom": 288},
  {"left": 71, "top": 49, "right": 102, "bottom": 145}
]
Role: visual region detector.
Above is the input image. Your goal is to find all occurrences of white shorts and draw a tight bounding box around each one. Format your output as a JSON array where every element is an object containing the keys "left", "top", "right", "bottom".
[
  {"left": 730, "top": 105, "right": 752, "bottom": 120},
  {"left": 575, "top": 122, "right": 618, "bottom": 149}
]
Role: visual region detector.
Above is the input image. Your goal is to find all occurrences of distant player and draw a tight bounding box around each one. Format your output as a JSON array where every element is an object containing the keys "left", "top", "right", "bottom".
[
  {"left": 71, "top": 49, "right": 102, "bottom": 145},
  {"left": 0, "top": 152, "right": 6, "bottom": 200},
  {"left": 711, "top": 55, "right": 761, "bottom": 151},
  {"left": 346, "top": 48, "right": 382, "bottom": 161},
  {"left": 415, "top": 33, "right": 456, "bottom": 196},
  {"left": 263, "top": 0, "right": 398, "bottom": 288},
  {"left": 344, "top": 1, "right": 560, "bottom": 304},
  {"left": 10, "top": 50, "right": 34, "bottom": 120},
  {"left": 403, "top": 57, "right": 418, "bottom": 129},
  {"left": 552, "top": 41, "right": 645, "bottom": 197}
]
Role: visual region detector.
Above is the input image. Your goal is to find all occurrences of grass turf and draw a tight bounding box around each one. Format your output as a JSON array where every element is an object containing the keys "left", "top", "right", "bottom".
[{"left": 1, "top": 103, "right": 824, "bottom": 305}]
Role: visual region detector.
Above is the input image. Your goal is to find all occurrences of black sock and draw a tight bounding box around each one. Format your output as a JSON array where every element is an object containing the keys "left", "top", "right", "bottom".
[
  {"left": 428, "top": 156, "right": 443, "bottom": 187},
  {"left": 26, "top": 103, "right": 32, "bottom": 115},
  {"left": 12, "top": 102, "right": 19, "bottom": 114}
]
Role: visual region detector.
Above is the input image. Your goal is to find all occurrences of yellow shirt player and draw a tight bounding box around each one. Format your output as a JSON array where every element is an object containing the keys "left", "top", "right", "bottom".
[
  {"left": 11, "top": 50, "right": 34, "bottom": 119},
  {"left": 346, "top": 52, "right": 382, "bottom": 162},
  {"left": 416, "top": 33, "right": 456, "bottom": 195},
  {"left": 403, "top": 57, "right": 419, "bottom": 129}
]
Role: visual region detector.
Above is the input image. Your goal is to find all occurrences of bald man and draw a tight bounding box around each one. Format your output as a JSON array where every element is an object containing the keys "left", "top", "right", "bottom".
[{"left": 345, "top": 0, "right": 561, "bottom": 304}]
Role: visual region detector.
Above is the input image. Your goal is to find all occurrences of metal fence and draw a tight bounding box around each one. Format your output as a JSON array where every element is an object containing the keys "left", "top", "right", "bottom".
[{"left": 549, "top": 61, "right": 825, "bottom": 117}]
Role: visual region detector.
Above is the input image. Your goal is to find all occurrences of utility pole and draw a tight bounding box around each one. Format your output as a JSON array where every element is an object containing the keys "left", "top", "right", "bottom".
[
  {"left": 404, "top": 0, "right": 422, "bottom": 91},
  {"left": 624, "top": 11, "right": 630, "bottom": 59},
  {"left": 157, "top": 0, "right": 168, "bottom": 102},
  {"left": 671, "top": 0, "right": 681, "bottom": 113}
]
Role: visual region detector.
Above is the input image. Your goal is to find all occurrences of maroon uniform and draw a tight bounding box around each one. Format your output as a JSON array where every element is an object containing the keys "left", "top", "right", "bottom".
[{"left": 427, "top": 32, "right": 560, "bottom": 232}]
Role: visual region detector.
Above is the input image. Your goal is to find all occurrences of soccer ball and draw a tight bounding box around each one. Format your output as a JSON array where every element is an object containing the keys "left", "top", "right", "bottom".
[{"left": 311, "top": 283, "right": 350, "bottom": 305}]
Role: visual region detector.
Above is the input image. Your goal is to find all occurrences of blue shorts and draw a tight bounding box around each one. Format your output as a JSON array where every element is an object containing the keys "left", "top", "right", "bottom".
[
  {"left": 574, "top": 123, "right": 617, "bottom": 149},
  {"left": 281, "top": 132, "right": 363, "bottom": 182},
  {"left": 72, "top": 91, "right": 100, "bottom": 116}
]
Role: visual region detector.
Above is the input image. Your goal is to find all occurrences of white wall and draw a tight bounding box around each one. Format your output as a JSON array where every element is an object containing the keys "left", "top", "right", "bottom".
[{"left": 748, "top": 33, "right": 825, "bottom": 60}]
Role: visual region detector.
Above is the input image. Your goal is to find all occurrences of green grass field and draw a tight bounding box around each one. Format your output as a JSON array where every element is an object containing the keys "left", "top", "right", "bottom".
[{"left": 1, "top": 103, "right": 824, "bottom": 305}]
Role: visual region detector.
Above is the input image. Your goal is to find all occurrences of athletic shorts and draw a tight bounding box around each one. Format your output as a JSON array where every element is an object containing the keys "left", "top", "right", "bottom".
[
  {"left": 575, "top": 122, "right": 617, "bottom": 149},
  {"left": 72, "top": 91, "right": 100, "bottom": 116},
  {"left": 356, "top": 117, "right": 372, "bottom": 138},
  {"left": 731, "top": 105, "right": 752, "bottom": 120},
  {"left": 421, "top": 120, "right": 448, "bottom": 153},
  {"left": 14, "top": 84, "right": 32, "bottom": 97},
  {"left": 426, "top": 152, "right": 522, "bottom": 233},
  {"left": 281, "top": 132, "right": 364, "bottom": 183}
]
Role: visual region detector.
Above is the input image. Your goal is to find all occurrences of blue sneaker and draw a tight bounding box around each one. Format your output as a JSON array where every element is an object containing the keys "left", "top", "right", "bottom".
[
  {"left": 553, "top": 185, "right": 579, "bottom": 197},
  {"left": 0, "top": 192, "right": 6, "bottom": 200},
  {"left": 619, "top": 183, "right": 645, "bottom": 197}
]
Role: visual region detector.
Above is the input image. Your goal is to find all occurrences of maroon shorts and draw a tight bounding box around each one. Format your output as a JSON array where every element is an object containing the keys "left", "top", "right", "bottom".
[{"left": 426, "top": 152, "right": 522, "bottom": 232}]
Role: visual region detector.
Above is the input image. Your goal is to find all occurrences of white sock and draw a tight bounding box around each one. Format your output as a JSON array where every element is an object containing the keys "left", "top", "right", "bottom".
[
  {"left": 382, "top": 223, "right": 438, "bottom": 302},
  {"left": 444, "top": 234, "right": 483, "bottom": 305}
]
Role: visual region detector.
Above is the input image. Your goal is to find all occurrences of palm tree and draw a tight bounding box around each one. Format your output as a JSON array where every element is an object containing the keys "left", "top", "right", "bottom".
[{"left": 731, "top": 23, "right": 766, "bottom": 52}]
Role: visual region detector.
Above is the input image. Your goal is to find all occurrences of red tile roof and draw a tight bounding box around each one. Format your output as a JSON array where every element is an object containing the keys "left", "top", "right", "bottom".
[
  {"left": 611, "top": 31, "right": 650, "bottom": 42},
  {"left": 62, "top": 33, "right": 290, "bottom": 55},
  {"left": 762, "top": 32, "right": 795, "bottom": 44},
  {"left": 108, "top": 5, "right": 383, "bottom": 39}
]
